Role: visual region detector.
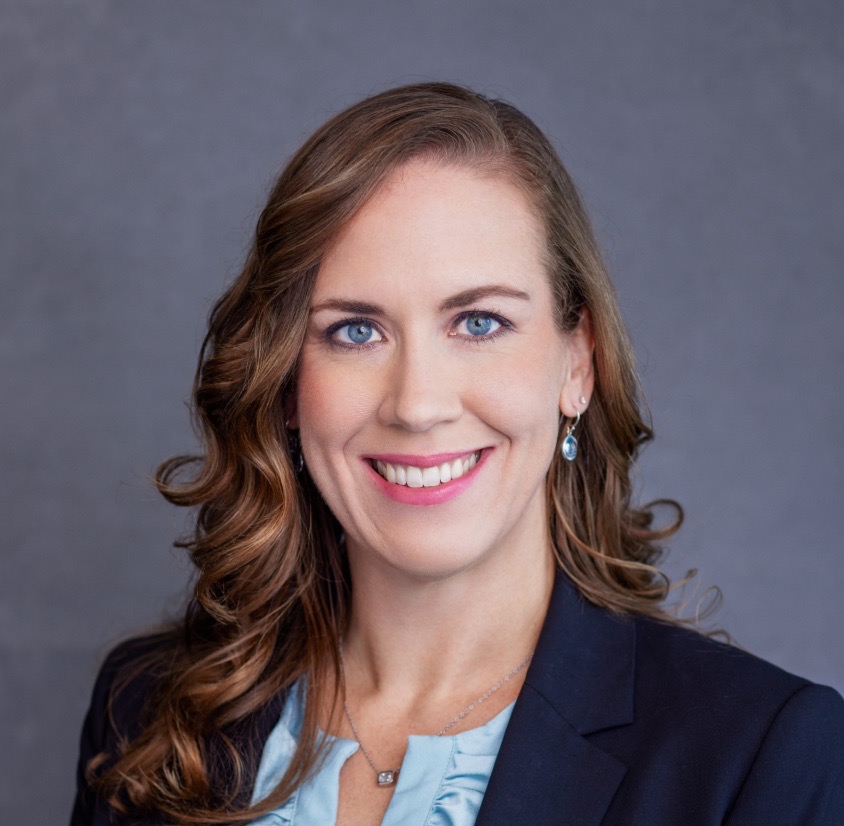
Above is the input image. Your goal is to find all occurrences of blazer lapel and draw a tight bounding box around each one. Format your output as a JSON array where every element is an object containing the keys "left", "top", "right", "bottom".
[{"left": 477, "top": 574, "right": 636, "bottom": 825}]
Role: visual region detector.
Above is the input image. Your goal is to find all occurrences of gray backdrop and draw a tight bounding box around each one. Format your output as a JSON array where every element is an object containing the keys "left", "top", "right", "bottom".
[{"left": 2, "top": 1, "right": 842, "bottom": 821}]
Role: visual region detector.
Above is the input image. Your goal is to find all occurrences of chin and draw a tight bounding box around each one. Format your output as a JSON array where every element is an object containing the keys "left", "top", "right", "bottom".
[{"left": 363, "top": 530, "right": 503, "bottom": 581}]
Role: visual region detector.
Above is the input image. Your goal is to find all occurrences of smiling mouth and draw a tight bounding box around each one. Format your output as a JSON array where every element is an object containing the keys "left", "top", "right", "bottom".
[{"left": 370, "top": 451, "right": 481, "bottom": 488}]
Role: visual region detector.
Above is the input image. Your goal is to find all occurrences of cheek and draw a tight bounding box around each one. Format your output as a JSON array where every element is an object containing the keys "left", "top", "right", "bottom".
[
  {"left": 468, "top": 342, "right": 566, "bottom": 438},
  {"left": 295, "top": 354, "right": 374, "bottom": 458}
]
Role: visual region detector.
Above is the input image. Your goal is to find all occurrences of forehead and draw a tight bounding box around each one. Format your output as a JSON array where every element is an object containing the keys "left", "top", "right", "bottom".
[{"left": 313, "top": 159, "right": 549, "bottom": 303}]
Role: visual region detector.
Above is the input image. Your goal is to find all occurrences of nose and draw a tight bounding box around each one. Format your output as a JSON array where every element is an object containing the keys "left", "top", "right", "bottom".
[{"left": 377, "top": 339, "right": 463, "bottom": 432}]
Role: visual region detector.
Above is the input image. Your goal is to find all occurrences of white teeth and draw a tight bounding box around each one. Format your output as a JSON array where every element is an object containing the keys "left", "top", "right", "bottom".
[
  {"left": 372, "top": 452, "right": 481, "bottom": 488},
  {"left": 421, "top": 466, "right": 440, "bottom": 487}
]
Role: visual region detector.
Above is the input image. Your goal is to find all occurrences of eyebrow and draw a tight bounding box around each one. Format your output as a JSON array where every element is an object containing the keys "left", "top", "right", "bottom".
[
  {"left": 310, "top": 285, "right": 531, "bottom": 316},
  {"left": 438, "top": 285, "right": 530, "bottom": 311},
  {"left": 309, "top": 298, "right": 382, "bottom": 315}
]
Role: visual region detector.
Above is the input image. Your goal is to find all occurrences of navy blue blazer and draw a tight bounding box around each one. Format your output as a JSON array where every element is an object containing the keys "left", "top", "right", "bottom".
[{"left": 73, "top": 575, "right": 844, "bottom": 824}]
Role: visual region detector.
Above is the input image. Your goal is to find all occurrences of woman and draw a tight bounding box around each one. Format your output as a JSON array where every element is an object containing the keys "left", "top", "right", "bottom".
[{"left": 72, "top": 83, "right": 844, "bottom": 825}]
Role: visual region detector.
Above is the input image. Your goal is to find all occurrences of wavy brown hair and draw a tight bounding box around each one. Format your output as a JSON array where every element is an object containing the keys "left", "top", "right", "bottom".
[{"left": 90, "top": 82, "right": 683, "bottom": 823}]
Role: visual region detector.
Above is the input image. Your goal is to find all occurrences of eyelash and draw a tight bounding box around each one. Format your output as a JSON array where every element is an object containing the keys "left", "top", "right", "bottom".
[
  {"left": 452, "top": 309, "right": 512, "bottom": 345},
  {"left": 323, "top": 310, "right": 513, "bottom": 351}
]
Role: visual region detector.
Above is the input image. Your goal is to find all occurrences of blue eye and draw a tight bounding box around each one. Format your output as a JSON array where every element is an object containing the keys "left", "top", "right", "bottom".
[
  {"left": 458, "top": 314, "right": 501, "bottom": 337},
  {"left": 347, "top": 323, "right": 373, "bottom": 343},
  {"left": 333, "top": 321, "right": 383, "bottom": 346}
]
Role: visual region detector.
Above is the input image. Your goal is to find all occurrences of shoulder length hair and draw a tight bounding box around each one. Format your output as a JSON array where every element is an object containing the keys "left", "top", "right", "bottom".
[{"left": 91, "top": 82, "right": 681, "bottom": 823}]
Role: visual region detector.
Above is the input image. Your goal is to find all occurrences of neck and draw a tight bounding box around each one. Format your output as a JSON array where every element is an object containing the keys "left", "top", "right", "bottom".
[{"left": 340, "top": 528, "right": 555, "bottom": 703}]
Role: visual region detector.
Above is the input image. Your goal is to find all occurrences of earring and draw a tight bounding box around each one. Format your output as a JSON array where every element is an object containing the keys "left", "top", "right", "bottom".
[
  {"left": 286, "top": 421, "right": 305, "bottom": 473},
  {"left": 579, "top": 395, "right": 587, "bottom": 405},
  {"left": 561, "top": 410, "right": 580, "bottom": 462}
]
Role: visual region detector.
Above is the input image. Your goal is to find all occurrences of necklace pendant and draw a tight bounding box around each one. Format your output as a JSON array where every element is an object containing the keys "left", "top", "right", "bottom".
[{"left": 376, "top": 770, "right": 398, "bottom": 787}]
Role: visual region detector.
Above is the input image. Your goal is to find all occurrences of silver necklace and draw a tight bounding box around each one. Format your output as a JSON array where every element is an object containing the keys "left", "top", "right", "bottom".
[{"left": 338, "top": 638, "right": 532, "bottom": 787}]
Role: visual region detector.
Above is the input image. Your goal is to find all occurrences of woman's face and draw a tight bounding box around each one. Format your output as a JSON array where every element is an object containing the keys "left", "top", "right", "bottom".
[{"left": 295, "top": 159, "right": 592, "bottom": 580}]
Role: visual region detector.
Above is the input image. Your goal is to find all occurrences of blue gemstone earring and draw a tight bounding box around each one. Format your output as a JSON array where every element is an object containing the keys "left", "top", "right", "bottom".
[{"left": 561, "top": 410, "right": 581, "bottom": 462}]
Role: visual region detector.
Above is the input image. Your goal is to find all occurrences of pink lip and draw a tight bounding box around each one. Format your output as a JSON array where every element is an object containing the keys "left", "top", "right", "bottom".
[{"left": 363, "top": 448, "right": 492, "bottom": 506}]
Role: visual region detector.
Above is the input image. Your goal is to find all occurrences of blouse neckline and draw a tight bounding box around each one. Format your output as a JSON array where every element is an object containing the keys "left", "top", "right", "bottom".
[{"left": 250, "top": 678, "right": 515, "bottom": 824}]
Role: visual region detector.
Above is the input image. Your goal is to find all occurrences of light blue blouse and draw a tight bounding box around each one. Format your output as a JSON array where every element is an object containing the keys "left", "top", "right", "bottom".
[{"left": 249, "top": 680, "right": 514, "bottom": 825}]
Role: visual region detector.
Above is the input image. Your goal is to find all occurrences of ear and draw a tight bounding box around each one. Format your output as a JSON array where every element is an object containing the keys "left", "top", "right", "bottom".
[{"left": 559, "top": 308, "right": 595, "bottom": 417}]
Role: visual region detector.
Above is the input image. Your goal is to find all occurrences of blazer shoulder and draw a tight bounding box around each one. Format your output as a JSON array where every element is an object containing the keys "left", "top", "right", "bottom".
[
  {"left": 725, "top": 682, "right": 844, "bottom": 823},
  {"left": 71, "top": 631, "right": 176, "bottom": 826},
  {"left": 633, "top": 614, "right": 816, "bottom": 700},
  {"left": 588, "top": 614, "right": 844, "bottom": 823},
  {"left": 93, "top": 631, "right": 177, "bottom": 743},
  {"left": 629, "top": 614, "right": 844, "bottom": 762}
]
